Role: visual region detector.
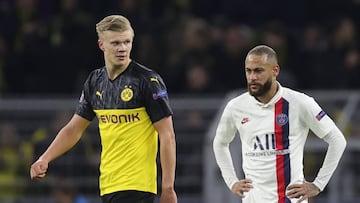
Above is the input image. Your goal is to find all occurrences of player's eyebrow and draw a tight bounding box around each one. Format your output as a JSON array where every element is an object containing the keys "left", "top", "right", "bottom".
[{"left": 245, "top": 67, "right": 265, "bottom": 72}]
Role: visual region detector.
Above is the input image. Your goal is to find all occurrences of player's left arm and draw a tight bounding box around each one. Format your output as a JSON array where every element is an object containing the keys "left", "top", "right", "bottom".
[
  {"left": 287, "top": 126, "right": 346, "bottom": 202},
  {"left": 312, "top": 126, "right": 346, "bottom": 190},
  {"left": 305, "top": 97, "right": 347, "bottom": 188},
  {"left": 153, "top": 116, "right": 177, "bottom": 203}
]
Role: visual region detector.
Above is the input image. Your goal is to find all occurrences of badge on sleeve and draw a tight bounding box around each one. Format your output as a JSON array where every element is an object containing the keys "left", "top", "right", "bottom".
[
  {"left": 152, "top": 89, "right": 168, "bottom": 100},
  {"left": 316, "top": 110, "right": 326, "bottom": 121}
]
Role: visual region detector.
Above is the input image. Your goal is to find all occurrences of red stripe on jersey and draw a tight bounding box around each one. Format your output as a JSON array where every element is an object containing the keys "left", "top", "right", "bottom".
[{"left": 275, "top": 98, "right": 291, "bottom": 203}]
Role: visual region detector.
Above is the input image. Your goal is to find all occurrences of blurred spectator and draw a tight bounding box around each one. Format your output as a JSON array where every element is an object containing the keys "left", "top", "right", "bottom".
[
  {"left": 0, "top": 0, "right": 359, "bottom": 94},
  {"left": 292, "top": 22, "right": 330, "bottom": 89},
  {"left": 12, "top": 0, "right": 44, "bottom": 54},
  {"left": 106, "top": 0, "right": 150, "bottom": 33},
  {"left": 49, "top": 0, "right": 98, "bottom": 95},
  {"left": 49, "top": 177, "right": 89, "bottom": 203},
  {"left": 0, "top": 34, "right": 8, "bottom": 94},
  {"left": 31, "top": 111, "right": 97, "bottom": 179},
  {"left": 327, "top": 17, "right": 360, "bottom": 89},
  {"left": 24, "top": 111, "right": 99, "bottom": 196},
  {"left": 4, "top": 0, "right": 52, "bottom": 94},
  {"left": 165, "top": 17, "right": 216, "bottom": 93},
  {"left": 179, "top": 59, "right": 220, "bottom": 94},
  {"left": 0, "top": 123, "right": 27, "bottom": 202},
  {"left": 258, "top": 21, "right": 298, "bottom": 88},
  {"left": 105, "top": 0, "right": 164, "bottom": 71},
  {"left": 213, "top": 23, "right": 254, "bottom": 91},
  {"left": 184, "top": 61, "right": 212, "bottom": 94}
]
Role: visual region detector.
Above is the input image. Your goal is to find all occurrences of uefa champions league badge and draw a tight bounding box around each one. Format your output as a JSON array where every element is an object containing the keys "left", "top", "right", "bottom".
[
  {"left": 152, "top": 89, "right": 167, "bottom": 100},
  {"left": 276, "top": 113, "right": 289, "bottom": 126},
  {"left": 316, "top": 110, "right": 326, "bottom": 121}
]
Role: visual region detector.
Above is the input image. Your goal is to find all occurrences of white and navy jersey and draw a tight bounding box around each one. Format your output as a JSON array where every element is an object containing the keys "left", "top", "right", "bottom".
[{"left": 215, "top": 83, "right": 336, "bottom": 203}]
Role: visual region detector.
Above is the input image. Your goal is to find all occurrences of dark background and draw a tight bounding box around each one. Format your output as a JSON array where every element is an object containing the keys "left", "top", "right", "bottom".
[{"left": 0, "top": 0, "right": 359, "bottom": 97}]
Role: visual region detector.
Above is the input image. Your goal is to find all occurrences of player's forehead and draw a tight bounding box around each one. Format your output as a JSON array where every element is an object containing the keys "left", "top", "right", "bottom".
[
  {"left": 101, "top": 30, "right": 133, "bottom": 41},
  {"left": 245, "top": 54, "right": 269, "bottom": 69},
  {"left": 246, "top": 54, "right": 268, "bottom": 62}
]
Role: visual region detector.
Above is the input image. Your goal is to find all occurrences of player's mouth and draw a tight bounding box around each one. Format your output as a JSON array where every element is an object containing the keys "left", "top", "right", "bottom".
[
  {"left": 116, "top": 55, "right": 126, "bottom": 60},
  {"left": 249, "top": 83, "right": 259, "bottom": 89}
]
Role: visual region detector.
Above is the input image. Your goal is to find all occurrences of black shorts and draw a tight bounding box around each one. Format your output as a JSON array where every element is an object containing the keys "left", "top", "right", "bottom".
[{"left": 101, "top": 190, "right": 155, "bottom": 203}]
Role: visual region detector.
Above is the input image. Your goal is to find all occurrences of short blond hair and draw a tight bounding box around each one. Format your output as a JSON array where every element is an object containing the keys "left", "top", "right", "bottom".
[{"left": 96, "top": 15, "right": 134, "bottom": 39}]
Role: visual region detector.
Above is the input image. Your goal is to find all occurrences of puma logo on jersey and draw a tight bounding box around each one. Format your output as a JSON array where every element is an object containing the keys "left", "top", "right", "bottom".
[
  {"left": 96, "top": 91, "right": 104, "bottom": 100},
  {"left": 150, "top": 77, "right": 159, "bottom": 83}
]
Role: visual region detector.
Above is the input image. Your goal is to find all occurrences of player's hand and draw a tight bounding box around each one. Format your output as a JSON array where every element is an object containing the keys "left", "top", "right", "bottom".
[
  {"left": 231, "top": 179, "right": 253, "bottom": 198},
  {"left": 286, "top": 181, "right": 320, "bottom": 203},
  {"left": 159, "top": 187, "right": 177, "bottom": 203},
  {"left": 30, "top": 159, "right": 49, "bottom": 179}
]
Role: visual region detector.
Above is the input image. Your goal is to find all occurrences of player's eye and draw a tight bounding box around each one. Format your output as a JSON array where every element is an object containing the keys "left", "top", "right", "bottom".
[{"left": 254, "top": 68, "right": 263, "bottom": 73}]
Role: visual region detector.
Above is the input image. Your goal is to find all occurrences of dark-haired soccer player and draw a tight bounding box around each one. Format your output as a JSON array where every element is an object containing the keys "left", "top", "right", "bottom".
[
  {"left": 213, "top": 45, "right": 346, "bottom": 203},
  {"left": 30, "top": 15, "right": 177, "bottom": 203}
]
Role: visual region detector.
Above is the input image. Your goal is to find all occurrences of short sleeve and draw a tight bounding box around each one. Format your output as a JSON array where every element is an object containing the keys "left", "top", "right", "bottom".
[
  {"left": 142, "top": 73, "right": 173, "bottom": 123},
  {"left": 75, "top": 75, "right": 96, "bottom": 121}
]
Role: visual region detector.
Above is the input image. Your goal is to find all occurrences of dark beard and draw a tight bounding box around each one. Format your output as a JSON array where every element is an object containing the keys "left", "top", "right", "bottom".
[{"left": 248, "top": 78, "right": 272, "bottom": 97}]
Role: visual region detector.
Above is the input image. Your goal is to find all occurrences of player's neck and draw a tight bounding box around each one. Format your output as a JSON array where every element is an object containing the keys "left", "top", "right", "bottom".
[{"left": 106, "top": 60, "right": 131, "bottom": 80}]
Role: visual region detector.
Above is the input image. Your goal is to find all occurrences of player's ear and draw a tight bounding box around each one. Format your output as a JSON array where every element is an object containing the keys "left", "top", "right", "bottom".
[
  {"left": 273, "top": 65, "right": 280, "bottom": 76},
  {"left": 98, "top": 40, "right": 105, "bottom": 51}
]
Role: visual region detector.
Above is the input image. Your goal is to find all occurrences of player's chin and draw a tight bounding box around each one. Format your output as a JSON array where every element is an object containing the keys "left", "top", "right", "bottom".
[
  {"left": 248, "top": 84, "right": 258, "bottom": 92},
  {"left": 248, "top": 89, "right": 259, "bottom": 96}
]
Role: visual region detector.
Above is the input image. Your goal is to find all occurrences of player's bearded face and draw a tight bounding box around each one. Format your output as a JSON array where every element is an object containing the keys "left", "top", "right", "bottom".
[{"left": 248, "top": 77, "right": 272, "bottom": 97}]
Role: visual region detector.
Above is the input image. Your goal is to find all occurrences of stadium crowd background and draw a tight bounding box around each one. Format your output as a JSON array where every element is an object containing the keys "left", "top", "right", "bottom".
[
  {"left": 0, "top": 0, "right": 360, "bottom": 96},
  {"left": 0, "top": 0, "right": 360, "bottom": 203}
]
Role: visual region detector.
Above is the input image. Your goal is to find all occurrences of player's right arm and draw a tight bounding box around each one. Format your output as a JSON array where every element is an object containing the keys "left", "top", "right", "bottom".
[
  {"left": 30, "top": 114, "right": 91, "bottom": 179},
  {"left": 213, "top": 102, "right": 240, "bottom": 190}
]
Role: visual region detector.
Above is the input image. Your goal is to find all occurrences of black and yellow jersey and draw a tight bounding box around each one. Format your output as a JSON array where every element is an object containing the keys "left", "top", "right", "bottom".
[{"left": 75, "top": 60, "right": 173, "bottom": 196}]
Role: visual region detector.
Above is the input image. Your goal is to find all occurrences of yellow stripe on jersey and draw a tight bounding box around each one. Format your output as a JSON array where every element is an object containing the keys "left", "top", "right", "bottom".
[{"left": 94, "top": 107, "right": 158, "bottom": 196}]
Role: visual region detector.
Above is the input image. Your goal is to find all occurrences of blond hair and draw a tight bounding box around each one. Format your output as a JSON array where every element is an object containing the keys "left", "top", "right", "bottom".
[{"left": 96, "top": 15, "right": 134, "bottom": 39}]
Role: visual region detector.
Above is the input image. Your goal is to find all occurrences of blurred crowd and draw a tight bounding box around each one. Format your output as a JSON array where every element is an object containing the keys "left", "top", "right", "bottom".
[
  {"left": 0, "top": 0, "right": 360, "bottom": 97},
  {"left": 0, "top": 1, "right": 360, "bottom": 202},
  {"left": 0, "top": 110, "right": 100, "bottom": 202}
]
